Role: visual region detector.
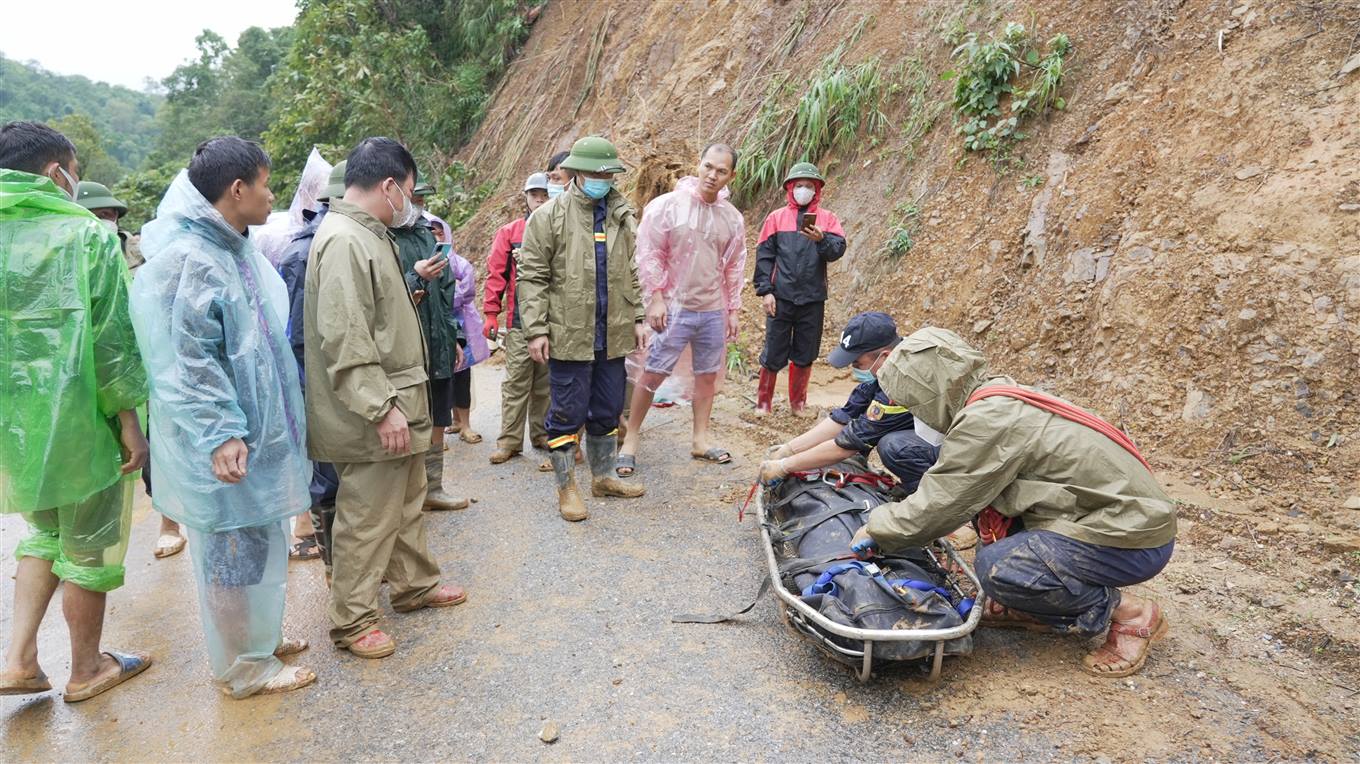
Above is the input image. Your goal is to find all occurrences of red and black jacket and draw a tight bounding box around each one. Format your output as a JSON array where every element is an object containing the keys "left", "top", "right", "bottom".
[
  {"left": 751, "top": 181, "right": 847, "bottom": 305},
  {"left": 482, "top": 216, "right": 526, "bottom": 328}
]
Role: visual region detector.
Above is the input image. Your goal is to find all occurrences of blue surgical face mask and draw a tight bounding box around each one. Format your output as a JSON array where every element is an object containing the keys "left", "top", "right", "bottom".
[
  {"left": 546, "top": 182, "right": 565, "bottom": 199},
  {"left": 581, "top": 178, "right": 613, "bottom": 199},
  {"left": 851, "top": 367, "right": 876, "bottom": 383}
]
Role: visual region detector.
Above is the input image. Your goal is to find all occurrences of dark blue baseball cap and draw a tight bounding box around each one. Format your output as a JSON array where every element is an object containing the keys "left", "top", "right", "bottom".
[{"left": 827, "top": 312, "right": 900, "bottom": 368}]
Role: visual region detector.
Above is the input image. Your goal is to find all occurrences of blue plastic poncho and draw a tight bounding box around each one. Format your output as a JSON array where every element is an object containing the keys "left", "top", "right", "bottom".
[
  {"left": 130, "top": 170, "right": 311, "bottom": 533},
  {"left": 1, "top": 169, "right": 147, "bottom": 515}
]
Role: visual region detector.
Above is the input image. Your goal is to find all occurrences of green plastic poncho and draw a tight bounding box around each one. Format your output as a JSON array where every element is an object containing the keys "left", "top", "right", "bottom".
[
  {"left": 131, "top": 170, "right": 311, "bottom": 533},
  {"left": 0, "top": 168, "right": 147, "bottom": 515}
]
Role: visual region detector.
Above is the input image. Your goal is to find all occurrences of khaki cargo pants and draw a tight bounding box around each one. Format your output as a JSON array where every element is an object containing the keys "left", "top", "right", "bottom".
[
  {"left": 328, "top": 454, "right": 442, "bottom": 646},
  {"left": 495, "top": 326, "right": 550, "bottom": 453}
]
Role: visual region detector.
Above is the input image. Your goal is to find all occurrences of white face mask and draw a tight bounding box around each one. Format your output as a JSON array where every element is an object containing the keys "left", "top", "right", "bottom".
[
  {"left": 99, "top": 219, "right": 118, "bottom": 233},
  {"left": 792, "top": 186, "right": 815, "bottom": 206},
  {"left": 386, "top": 183, "right": 421, "bottom": 228},
  {"left": 56, "top": 166, "right": 80, "bottom": 201},
  {"left": 546, "top": 182, "right": 565, "bottom": 199}
]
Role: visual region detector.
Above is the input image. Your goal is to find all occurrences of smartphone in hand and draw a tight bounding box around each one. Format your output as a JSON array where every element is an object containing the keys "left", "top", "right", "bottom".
[
  {"left": 434, "top": 242, "right": 453, "bottom": 260},
  {"left": 800, "top": 212, "right": 817, "bottom": 230}
]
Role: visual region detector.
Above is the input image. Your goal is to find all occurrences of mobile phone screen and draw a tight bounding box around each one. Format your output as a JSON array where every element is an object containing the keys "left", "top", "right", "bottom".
[
  {"left": 434, "top": 243, "right": 452, "bottom": 260},
  {"left": 801, "top": 213, "right": 817, "bottom": 230}
]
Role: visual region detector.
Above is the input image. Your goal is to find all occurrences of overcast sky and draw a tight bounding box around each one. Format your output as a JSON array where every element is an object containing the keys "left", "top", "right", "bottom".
[{"left": 0, "top": 0, "right": 300, "bottom": 90}]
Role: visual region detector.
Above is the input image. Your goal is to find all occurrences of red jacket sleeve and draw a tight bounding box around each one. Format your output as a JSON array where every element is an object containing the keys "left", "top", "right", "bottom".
[{"left": 483, "top": 223, "right": 512, "bottom": 316}]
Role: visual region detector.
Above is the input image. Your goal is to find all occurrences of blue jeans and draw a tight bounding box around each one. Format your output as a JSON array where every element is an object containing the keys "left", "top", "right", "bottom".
[
  {"left": 876, "top": 429, "right": 939, "bottom": 495},
  {"left": 975, "top": 530, "right": 1174, "bottom": 636}
]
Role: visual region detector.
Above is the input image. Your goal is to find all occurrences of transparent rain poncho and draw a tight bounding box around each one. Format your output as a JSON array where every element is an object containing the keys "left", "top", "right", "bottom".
[
  {"left": 2, "top": 169, "right": 147, "bottom": 591},
  {"left": 1, "top": 169, "right": 148, "bottom": 515},
  {"left": 626, "top": 176, "right": 747, "bottom": 401},
  {"left": 132, "top": 169, "right": 309, "bottom": 696},
  {"left": 253, "top": 148, "right": 332, "bottom": 266},
  {"left": 132, "top": 169, "right": 312, "bottom": 532}
]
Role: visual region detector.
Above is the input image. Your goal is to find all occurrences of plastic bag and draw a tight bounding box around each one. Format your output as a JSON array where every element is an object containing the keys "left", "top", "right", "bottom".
[
  {"left": 132, "top": 170, "right": 311, "bottom": 533},
  {"left": 625, "top": 177, "right": 746, "bottom": 400}
]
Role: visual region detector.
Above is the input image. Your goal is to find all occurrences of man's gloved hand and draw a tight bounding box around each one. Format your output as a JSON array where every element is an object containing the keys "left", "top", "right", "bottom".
[
  {"left": 757, "top": 458, "right": 789, "bottom": 485},
  {"left": 849, "top": 526, "right": 879, "bottom": 560},
  {"left": 766, "top": 442, "right": 794, "bottom": 459},
  {"left": 482, "top": 314, "right": 498, "bottom": 340}
]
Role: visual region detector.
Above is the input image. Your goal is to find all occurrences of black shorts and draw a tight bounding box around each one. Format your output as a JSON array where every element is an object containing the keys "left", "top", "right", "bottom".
[
  {"left": 452, "top": 368, "right": 471, "bottom": 409},
  {"left": 429, "top": 376, "right": 454, "bottom": 427}
]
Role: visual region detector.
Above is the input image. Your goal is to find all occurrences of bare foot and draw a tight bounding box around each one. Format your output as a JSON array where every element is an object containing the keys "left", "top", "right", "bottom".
[{"left": 1082, "top": 596, "right": 1167, "bottom": 677}]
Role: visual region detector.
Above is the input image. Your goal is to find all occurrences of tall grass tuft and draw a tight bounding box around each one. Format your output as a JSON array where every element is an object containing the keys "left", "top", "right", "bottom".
[{"left": 733, "top": 29, "right": 889, "bottom": 207}]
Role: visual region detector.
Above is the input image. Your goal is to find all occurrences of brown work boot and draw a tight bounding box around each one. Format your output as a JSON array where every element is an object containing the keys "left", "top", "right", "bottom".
[
  {"left": 488, "top": 448, "right": 517, "bottom": 464},
  {"left": 586, "top": 434, "right": 646, "bottom": 499},
  {"left": 549, "top": 447, "right": 588, "bottom": 521},
  {"left": 423, "top": 452, "right": 469, "bottom": 511}
]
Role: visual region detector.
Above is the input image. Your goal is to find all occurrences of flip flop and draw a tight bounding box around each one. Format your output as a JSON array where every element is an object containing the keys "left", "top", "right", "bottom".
[
  {"left": 289, "top": 537, "right": 320, "bottom": 560},
  {"left": 538, "top": 459, "right": 553, "bottom": 473},
  {"left": 254, "top": 665, "right": 316, "bottom": 696},
  {"left": 615, "top": 453, "right": 637, "bottom": 477},
  {"left": 274, "top": 637, "right": 309, "bottom": 657},
  {"left": 691, "top": 447, "right": 732, "bottom": 464},
  {"left": 0, "top": 670, "right": 52, "bottom": 696},
  {"left": 154, "top": 534, "right": 186, "bottom": 559},
  {"left": 63, "top": 649, "right": 151, "bottom": 703},
  {"left": 459, "top": 430, "right": 484, "bottom": 444}
]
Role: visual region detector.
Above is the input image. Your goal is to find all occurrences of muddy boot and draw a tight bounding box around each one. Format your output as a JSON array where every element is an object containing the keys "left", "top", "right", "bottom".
[
  {"left": 788, "top": 363, "right": 813, "bottom": 418},
  {"left": 423, "top": 452, "right": 469, "bottom": 511},
  {"left": 587, "top": 434, "right": 646, "bottom": 499},
  {"left": 550, "top": 448, "right": 588, "bottom": 521},
  {"left": 755, "top": 367, "right": 778, "bottom": 415}
]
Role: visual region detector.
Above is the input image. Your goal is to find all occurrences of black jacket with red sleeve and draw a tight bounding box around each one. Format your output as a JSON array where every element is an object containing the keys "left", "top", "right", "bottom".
[{"left": 751, "top": 181, "right": 846, "bottom": 305}]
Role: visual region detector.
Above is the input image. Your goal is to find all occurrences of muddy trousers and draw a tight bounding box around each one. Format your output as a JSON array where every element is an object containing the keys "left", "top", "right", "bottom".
[
  {"left": 497, "top": 327, "right": 549, "bottom": 452},
  {"left": 760, "top": 298, "right": 825, "bottom": 371},
  {"left": 975, "top": 530, "right": 1174, "bottom": 636},
  {"left": 328, "top": 455, "right": 442, "bottom": 647},
  {"left": 185, "top": 519, "right": 288, "bottom": 698},
  {"left": 544, "top": 350, "right": 626, "bottom": 445},
  {"left": 875, "top": 430, "right": 940, "bottom": 495}
]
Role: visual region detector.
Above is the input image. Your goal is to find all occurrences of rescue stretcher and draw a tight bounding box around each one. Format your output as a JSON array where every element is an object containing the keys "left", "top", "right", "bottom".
[{"left": 755, "top": 469, "right": 984, "bottom": 682}]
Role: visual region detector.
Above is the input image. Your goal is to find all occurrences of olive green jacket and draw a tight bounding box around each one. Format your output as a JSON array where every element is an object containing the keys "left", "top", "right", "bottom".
[
  {"left": 303, "top": 200, "right": 432, "bottom": 463},
  {"left": 866, "top": 327, "right": 1177, "bottom": 551},
  {"left": 517, "top": 182, "right": 644, "bottom": 361}
]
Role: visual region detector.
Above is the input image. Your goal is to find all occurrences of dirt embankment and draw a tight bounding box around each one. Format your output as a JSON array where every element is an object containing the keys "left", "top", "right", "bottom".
[
  {"left": 459, "top": 0, "right": 1359, "bottom": 519},
  {"left": 451, "top": 2, "right": 1360, "bottom": 750}
]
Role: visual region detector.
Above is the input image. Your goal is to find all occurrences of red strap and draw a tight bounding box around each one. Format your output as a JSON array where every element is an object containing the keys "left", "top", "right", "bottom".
[
  {"left": 787, "top": 469, "right": 897, "bottom": 491},
  {"left": 965, "top": 385, "right": 1152, "bottom": 472}
]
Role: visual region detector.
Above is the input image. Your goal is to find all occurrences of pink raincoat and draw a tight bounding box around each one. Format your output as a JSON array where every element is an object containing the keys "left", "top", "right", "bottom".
[{"left": 627, "top": 176, "right": 747, "bottom": 400}]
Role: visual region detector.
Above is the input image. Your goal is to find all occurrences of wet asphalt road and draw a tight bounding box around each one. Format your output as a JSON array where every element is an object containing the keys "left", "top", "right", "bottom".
[{"left": 1, "top": 367, "right": 1045, "bottom": 761}]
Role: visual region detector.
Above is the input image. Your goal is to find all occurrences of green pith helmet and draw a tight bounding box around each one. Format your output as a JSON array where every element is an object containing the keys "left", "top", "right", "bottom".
[
  {"left": 75, "top": 181, "right": 128, "bottom": 215},
  {"left": 558, "top": 136, "right": 626, "bottom": 174},
  {"left": 413, "top": 171, "right": 436, "bottom": 197},
  {"left": 783, "top": 162, "right": 824, "bottom": 185},
  {"left": 320, "top": 160, "right": 346, "bottom": 201}
]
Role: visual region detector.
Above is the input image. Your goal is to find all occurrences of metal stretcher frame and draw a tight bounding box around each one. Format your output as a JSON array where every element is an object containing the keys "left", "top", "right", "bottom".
[{"left": 757, "top": 482, "right": 984, "bottom": 682}]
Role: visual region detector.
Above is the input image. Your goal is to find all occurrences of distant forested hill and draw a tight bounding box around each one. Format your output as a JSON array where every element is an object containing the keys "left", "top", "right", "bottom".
[{"left": 0, "top": 54, "right": 161, "bottom": 173}]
